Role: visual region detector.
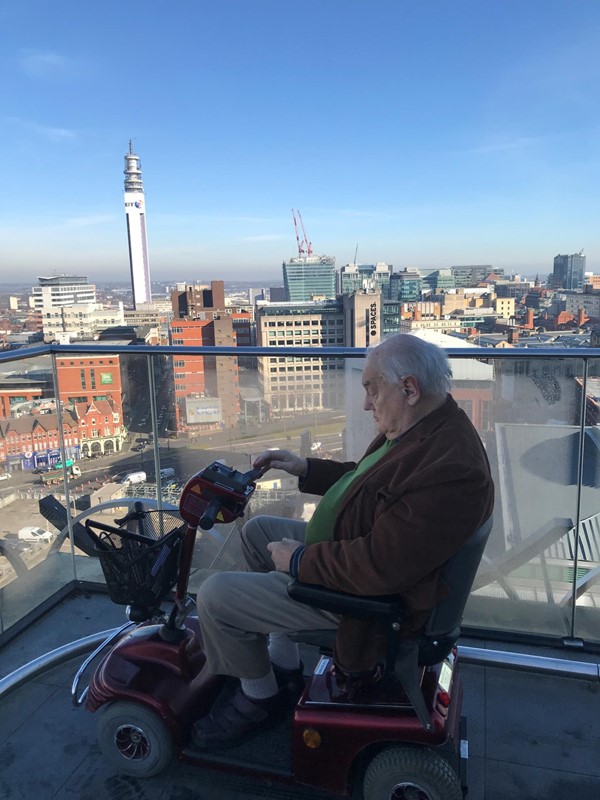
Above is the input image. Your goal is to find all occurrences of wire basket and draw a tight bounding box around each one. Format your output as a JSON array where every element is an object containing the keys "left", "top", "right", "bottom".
[{"left": 86, "top": 511, "right": 186, "bottom": 607}]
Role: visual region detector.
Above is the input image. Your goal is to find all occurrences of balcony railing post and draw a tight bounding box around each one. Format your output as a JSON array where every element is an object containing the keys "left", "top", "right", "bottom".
[
  {"left": 147, "top": 354, "right": 162, "bottom": 511},
  {"left": 568, "top": 355, "right": 590, "bottom": 643},
  {"left": 50, "top": 352, "right": 78, "bottom": 581}
]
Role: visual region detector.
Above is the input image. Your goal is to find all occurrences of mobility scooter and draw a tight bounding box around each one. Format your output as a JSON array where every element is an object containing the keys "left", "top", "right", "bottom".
[{"left": 73, "top": 461, "right": 491, "bottom": 799}]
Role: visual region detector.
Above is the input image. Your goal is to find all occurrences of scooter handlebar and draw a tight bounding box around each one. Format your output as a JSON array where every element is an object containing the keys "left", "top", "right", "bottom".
[{"left": 199, "top": 497, "right": 222, "bottom": 530}]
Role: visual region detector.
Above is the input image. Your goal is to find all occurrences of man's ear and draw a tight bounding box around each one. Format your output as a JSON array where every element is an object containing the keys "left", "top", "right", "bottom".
[{"left": 403, "top": 375, "right": 420, "bottom": 405}]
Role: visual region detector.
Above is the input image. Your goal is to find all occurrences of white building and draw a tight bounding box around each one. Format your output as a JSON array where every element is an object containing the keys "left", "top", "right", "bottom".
[
  {"left": 31, "top": 276, "right": 96, "bottom": 310},
  {"left": 42, "top": 302, "right": 125, "bottom": 342},
  {"left": 124, "top": 142, "right": 152, "bottom": 307}
]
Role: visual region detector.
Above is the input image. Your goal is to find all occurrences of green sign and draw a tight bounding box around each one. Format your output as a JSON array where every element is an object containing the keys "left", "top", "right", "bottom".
[{"left": 100, "top": 373, "right": 113, "bottom": 385}]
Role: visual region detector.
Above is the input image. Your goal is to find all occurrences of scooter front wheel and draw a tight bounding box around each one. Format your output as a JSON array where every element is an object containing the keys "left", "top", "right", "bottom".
[
  {"left": 97, "top": 701, "right": 175, "bottom": 777},
  {"left": 363, "top": 745, "right": 463, "bottom": 800}
]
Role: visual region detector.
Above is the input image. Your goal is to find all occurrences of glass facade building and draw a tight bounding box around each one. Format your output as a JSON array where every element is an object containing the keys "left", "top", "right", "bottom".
[
  {"left": 283, "top": 256, "right": 336, "bottom": 302},
  {"left": 553, "top": 253, "right": 586, "bottom": 291}
]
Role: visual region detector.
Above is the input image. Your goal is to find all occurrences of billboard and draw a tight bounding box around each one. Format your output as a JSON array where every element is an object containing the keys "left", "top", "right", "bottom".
[{"left": 185, "top": 396, "right": 222, "bottom": 425}]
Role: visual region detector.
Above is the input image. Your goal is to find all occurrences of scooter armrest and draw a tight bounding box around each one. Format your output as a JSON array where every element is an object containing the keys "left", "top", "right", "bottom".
[{"left": 287, "top": 579, "right": 404, "bottom": 621}]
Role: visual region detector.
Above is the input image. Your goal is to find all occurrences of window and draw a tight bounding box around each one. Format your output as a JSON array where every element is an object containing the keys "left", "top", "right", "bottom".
[{"left": 80, "top": 369, "right": 87, "bottom": 389}]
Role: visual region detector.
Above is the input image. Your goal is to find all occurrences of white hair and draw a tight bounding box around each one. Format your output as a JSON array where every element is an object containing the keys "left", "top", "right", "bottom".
[{"left": 366, "top": 333, "right": 452, "bottom": 397}]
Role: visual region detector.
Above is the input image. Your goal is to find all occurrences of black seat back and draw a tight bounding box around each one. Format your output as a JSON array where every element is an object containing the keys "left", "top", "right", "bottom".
[{"left": 426, "top": 515, "right": 493, "bottom": 638}]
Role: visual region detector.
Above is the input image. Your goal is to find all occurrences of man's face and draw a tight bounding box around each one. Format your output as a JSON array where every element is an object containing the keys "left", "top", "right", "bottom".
[{"left": 361, "top": 361, "right": 409, "bottom": 439}]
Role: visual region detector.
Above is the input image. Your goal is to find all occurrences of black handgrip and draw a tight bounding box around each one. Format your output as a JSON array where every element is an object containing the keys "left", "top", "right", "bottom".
[
  {"left": 243, "top": 466, "right": 267, "bottom": 482},
  {"left": 200, "top": 497, "right": 222, "bottom": 530},
  {"left": 86, "top": 518, "right": 155, "bottom": 544},
  {"left": 114, "top": 501, "right": 146, "bottom": 527}
]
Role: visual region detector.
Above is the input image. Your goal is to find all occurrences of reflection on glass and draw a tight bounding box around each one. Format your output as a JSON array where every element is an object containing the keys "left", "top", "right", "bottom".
[{"left": 1, "top": 347, "right": 600, "bottom": 649}]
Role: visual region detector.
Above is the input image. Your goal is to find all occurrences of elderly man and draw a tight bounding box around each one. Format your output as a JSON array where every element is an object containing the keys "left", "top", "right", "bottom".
[{"left": 193, "top": 333, "right": 494, "bottom": 749}]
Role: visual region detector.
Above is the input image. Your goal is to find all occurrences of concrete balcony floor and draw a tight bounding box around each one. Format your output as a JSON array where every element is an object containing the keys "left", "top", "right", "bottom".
[{"left": 1, "top": 591, "right": 599, "bottom": 800}]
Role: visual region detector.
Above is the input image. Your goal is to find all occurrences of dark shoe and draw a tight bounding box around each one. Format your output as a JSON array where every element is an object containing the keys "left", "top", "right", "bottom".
[
  {"left": 271, "top": 660, "right": 305, "bottom": 703},
  {"left": 334, "top": 663, "right": 384, "bottom": 697},
  {"left": 190, "top": 687, "right": 283, "bottom": 751}
]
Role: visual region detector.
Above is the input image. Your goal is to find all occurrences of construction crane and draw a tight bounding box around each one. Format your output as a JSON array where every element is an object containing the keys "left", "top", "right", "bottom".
[
  {"left": 291, "top": 209, "right": 305, "bottom": 257},
  {"left": 291, "top": 209, "right": 313, "bottom": 257},
  {"left": 297, "top": 210, "right": 313, "bottom": 256}
]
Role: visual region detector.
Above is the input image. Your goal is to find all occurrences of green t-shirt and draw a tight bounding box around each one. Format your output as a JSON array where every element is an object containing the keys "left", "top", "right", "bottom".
[{"left": 304, "top": 439, "right": 393, "bottom": 545}]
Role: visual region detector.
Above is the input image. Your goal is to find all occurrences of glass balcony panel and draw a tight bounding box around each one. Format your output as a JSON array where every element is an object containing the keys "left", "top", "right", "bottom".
[
  {"left": 0, "top": 351, "right": 72, "bottom": 633},
  {"left": 569, "top": 356, "right": 600, "bottom": 641},
  {"left": 181, "top": 353, "right": 351, "bottom": 593},
  {"left": 462, "top": 355, "right": 590, "bottom": 639},
  {"left": 2, "top": 345, "right": 599, "bottom": 651}
]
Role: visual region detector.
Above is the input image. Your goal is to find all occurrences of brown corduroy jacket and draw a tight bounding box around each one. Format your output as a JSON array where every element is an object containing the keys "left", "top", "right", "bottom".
[{"left": 298, "top": 395, "right": 494, "bottom": 672}]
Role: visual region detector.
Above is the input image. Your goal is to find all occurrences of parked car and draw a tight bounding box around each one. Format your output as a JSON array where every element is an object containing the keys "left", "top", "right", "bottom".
[
  {"left": 0, "top": 473, "right": 10, "bottom": 481},
  {"left": 120, "top": 471, "right": 147, "bottom": 485},
  {"left": 18, "top": 526, "right": 53, "bottom": 543}
]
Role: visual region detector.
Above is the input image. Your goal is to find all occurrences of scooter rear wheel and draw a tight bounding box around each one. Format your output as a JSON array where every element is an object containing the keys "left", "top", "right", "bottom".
[
  {"left": 363, "top": 746, "right": 462, "bottom": 800},
  {"left": 97, "top": 701, "right": 174, "bottom": 777}
]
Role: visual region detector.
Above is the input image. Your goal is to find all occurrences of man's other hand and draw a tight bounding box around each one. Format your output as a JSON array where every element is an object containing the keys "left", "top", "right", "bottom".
[
  {"left": 253, "top": 449, "right": 308, "bottom": 478},
  {"left": 267, "top": 538, "right": 302, "bottom": 572}
]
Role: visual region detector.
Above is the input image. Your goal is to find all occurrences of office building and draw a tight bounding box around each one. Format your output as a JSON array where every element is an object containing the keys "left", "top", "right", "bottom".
[
  {"left": 421, "top": 269, "right": 455, "bottom": 293},
  {"left": 171, "top": 281, "right": 226, "bottom": 319},
  {"left": 255, "top": 292, "right": 381, "bottom": 417},
  {"left": 170, "top": 317, "right": 240, "bottom": 433},
  {"left": 552, "top": 253, "right": 586, "bottom": 291},
  {"left": 32, "top": 276, "right": 96, "bottom": 309},
  {"left": 389, "top": 269, "right": 422, "bottom": 303},
  {"left": 124, "top": 142, "right": 152, "bottom": 307},
  {"left": 451, "top": 265, "right": 502, "bottom": 287},
  {"left": 339, "top": 263, "right": 392, "bottom": 297},
  {"left": 283, "top": 255, "right": 336, "bottom": 302},
  {"left": 41, "top": 303, "right": 125, "bottom": 342}
]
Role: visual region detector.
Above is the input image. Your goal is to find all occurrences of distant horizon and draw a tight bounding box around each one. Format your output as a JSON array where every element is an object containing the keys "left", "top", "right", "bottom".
[{"left": 0, "top": 262, "right": 555, "bottom": 293}]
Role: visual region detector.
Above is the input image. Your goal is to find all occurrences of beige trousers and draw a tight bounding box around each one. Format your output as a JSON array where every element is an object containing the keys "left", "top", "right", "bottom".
[{"left": 195, "top": 515, "right": 338, "bottom": 679}]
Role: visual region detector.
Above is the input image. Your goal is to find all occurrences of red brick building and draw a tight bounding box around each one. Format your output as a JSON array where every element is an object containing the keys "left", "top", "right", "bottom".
[
  {"left": 0, "top": 398, "right": 125, "bottom": 470},
  {"left": 0, "top": 412, "right": 79, "bottom": 471},
  {"left": 170, "top": 316, "right": 241, "bottom": 433},
  {"left": 55, "top": 355, "right": 123, "bottom": 410}
]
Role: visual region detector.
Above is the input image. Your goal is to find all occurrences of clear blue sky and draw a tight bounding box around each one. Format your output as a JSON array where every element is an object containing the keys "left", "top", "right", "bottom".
[{"left": 1, "top": 0, "right": 599, "bottom": 284}]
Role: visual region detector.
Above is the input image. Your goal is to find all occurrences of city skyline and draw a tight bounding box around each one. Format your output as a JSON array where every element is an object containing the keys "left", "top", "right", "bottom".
[{"left": 1, "top": 1, "right": 600, "bottom": 282}]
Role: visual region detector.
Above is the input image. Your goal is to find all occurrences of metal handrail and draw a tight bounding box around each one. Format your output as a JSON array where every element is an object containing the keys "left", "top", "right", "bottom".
[
  {"left": 0, "top": 624, "right": 134, "bottom": 701},
  {"left": 71, "top": 621, "right": 135, "bottom": 706},
  {"left": 0, "top": 342, "right": 596, "bottom": 362},
  {"left": 0, "top": 630, "right": 598, "bottom": 705}
]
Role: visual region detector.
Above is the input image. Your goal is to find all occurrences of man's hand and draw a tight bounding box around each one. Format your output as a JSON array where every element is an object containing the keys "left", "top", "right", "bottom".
[
  {"left": 253, "top": 449, "right": 308, "bottom": 478},
  {"left": 267, "top": 538, "right": 302, "bottom": 572}
]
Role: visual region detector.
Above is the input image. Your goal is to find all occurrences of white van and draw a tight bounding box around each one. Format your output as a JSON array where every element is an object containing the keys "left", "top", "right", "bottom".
[
  {"left": 120, "top": 471, "right": 147, "bottom": 485},
  {"left": 159, "top": 467, "right": 175, "bottom": 480},
  {"left": 18, "top": 526, "right": 53, "bottom": 543}
]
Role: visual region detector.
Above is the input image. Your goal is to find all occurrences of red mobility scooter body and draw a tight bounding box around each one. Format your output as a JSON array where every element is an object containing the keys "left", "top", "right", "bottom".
[{"left": 76, "top": 462, "right": 469, "bottom": 799}]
